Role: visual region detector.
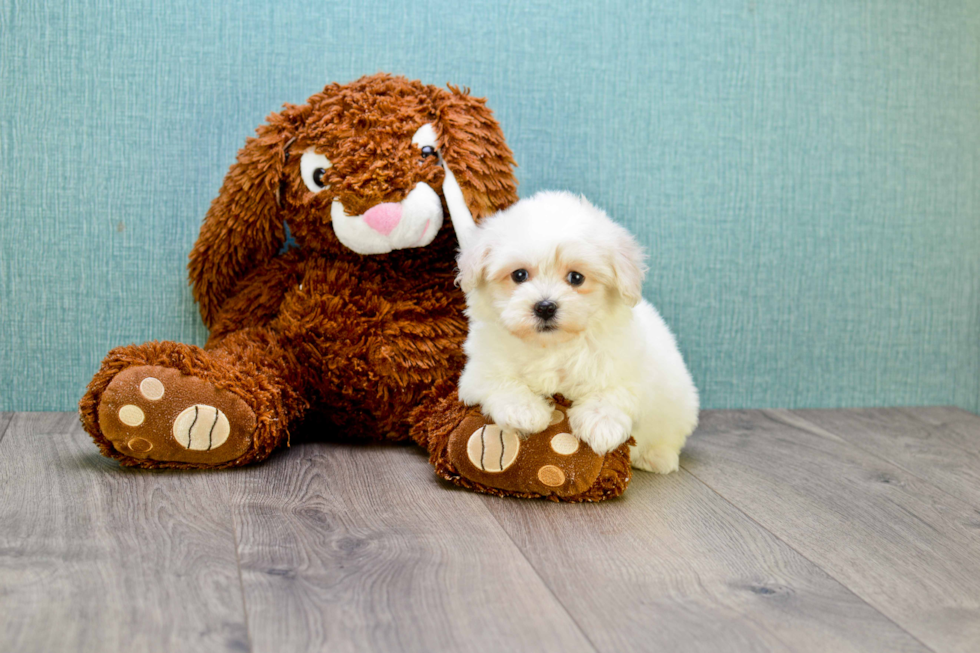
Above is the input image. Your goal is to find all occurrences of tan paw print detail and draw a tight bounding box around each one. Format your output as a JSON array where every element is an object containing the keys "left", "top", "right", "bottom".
[
  {"left": 171, "top": 405, "right": 232, "bottom": 450},
  {"left": 466, "top": 425, "right": 521, "bottom": 472},
  {"left": 117, "top": 404, "right": 145, "bottom": 427},
  {"left": 549, "top": 432, "right": 579, "bottom": 455}
]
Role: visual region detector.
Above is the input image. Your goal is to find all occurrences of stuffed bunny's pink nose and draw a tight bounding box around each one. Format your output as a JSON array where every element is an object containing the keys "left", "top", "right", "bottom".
[{"left": 363, "top": 203, "right": 401, "bottom": 236}]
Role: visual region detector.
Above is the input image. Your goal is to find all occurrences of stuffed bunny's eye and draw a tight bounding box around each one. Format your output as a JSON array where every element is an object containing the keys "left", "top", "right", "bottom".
[
  {"left": 412, "top": 124, "right": 440, "bottom": 165},
  {"left": 300, "top": 148, "right": 332, "bottom": 193}
]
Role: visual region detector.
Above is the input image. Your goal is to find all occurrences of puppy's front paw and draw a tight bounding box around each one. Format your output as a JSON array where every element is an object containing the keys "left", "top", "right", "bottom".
[
  {"left": 569, "top": 403, "right": 632, "bottom": 455},
  {"left": 485, "top": 395, "right": 553, "bottom": 435}
]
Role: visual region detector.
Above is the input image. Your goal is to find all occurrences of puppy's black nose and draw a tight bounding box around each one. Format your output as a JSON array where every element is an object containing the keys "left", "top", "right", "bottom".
[{"left": 533, "top": 300, "right": 558, "bottom": 320}]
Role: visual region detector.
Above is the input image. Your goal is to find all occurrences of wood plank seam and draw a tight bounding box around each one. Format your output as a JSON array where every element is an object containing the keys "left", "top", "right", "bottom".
[
  {"left": 685, "top": 408, "right": 980, "bottom": 651},
  {"left": 917, "top": 406, "right": 980, "bottom": 421},
  {"left": 0, "top": 414, "right": 252, "bottom": 652},
  {"left": 0, "top": 413, "right": 13, "bottom": 445},
  {"left": 483, "top": 462, "right": 933, "bottom": 652},
  {"left": 678, "top": 459, "right": 939, "bottom": 653},
  {"left": 230, "top": 443, "right": 598, "bottom": 652},
  {"left": 230, "top": 511, "right": 255, "bottom": 653},
  {"left": 481, "top": 501, "right": 601, "bottom": 653},
  {"left": 899, "top": 407, "right": 980, "bottom": 455},
  {"left": 772, "top": 409, "right": 980, "bottom": 513}
]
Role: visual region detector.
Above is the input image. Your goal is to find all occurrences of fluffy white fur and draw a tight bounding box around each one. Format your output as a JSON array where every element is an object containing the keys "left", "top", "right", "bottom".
[{"left": 456, "top": 191, "right": 699, "bottom": 473}]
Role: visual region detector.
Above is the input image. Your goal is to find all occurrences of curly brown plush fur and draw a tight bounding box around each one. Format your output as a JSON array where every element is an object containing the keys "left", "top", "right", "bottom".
[{"left": 79, "top": 74, "right": 631, "bottom": 501}]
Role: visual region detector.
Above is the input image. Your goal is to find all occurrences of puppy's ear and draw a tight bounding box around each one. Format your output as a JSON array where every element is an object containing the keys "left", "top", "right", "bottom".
[
  {"left": 189, "top": 102, "right": 311, "bottom": 327},
  {"left": 456, "top": 235, "right": 493, "bottom": 294},
  {"left": 430, "top": 85, "right": 518, "bottom": 249},
  {"left": 609, "top": 228, "right": 647, "bottom": 307}
]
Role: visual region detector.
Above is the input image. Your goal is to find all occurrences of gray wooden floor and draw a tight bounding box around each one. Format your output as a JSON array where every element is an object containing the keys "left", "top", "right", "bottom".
[{"left": 2, "top": 408, "right": 979, "bottom": 653}]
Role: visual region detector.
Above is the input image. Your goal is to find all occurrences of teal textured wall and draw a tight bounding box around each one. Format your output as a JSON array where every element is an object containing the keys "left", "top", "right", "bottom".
[{"left": 1, "top": 0, "right": 978, "bottom": 412}]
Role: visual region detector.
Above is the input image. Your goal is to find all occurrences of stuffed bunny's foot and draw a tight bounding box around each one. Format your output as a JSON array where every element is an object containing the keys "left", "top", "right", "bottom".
[
  {"left": 436, "top": 401, "right": 633, "bottom": 501},
  {"left": 97, "top": 365, "right": 256, "bottom": 465}
]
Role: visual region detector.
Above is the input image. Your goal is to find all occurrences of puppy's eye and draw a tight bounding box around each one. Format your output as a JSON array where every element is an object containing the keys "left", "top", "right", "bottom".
[
  {"left": 511, "top": 269, "right": 529, "bottom": 283},
  {"left": 300, "top": 149, "right": 332, "bottom": 193},
  {"left": 566, "top": 271, "right": 585, "bottom": 286},
  {"left": 420, "top": 145, "right": 438, "bottom": 159}
]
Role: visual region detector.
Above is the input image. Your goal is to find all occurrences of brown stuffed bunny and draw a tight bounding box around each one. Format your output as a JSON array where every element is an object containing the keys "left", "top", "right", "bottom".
[{"left": 79, "top": 74, "right": 632, "bottom": 502}]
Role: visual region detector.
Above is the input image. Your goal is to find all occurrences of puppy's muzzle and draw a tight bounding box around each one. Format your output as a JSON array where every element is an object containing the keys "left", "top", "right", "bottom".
[{"left": 533, "top": 300, "right": 559, "bottom": 321}]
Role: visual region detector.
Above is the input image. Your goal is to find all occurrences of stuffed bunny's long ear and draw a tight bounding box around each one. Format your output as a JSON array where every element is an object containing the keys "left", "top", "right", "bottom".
[
  {"left": 441, "top": 155, "right": 478, "bottom": 251},
  {"left": 431, "top": 86, "right": 518, "bottom": 250},
  {"left": 189, "top": 104, "right": 308, "bottom": 327}
]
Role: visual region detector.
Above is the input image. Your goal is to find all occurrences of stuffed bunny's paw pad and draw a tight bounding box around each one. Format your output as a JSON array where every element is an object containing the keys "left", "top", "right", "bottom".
[{"left": 97, "top": 366, "right": 255, "bottom": 465}]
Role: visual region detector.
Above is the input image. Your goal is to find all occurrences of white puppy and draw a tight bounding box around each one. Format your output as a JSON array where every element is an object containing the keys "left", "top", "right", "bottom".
[{"left": 456, "top": 191, "right": 699, "bottom": 473}]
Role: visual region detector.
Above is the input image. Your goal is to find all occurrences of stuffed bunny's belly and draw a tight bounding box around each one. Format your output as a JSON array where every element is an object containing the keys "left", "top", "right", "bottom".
[{"left": 278, "top": 258, "right": 466, "bottom": 438}]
